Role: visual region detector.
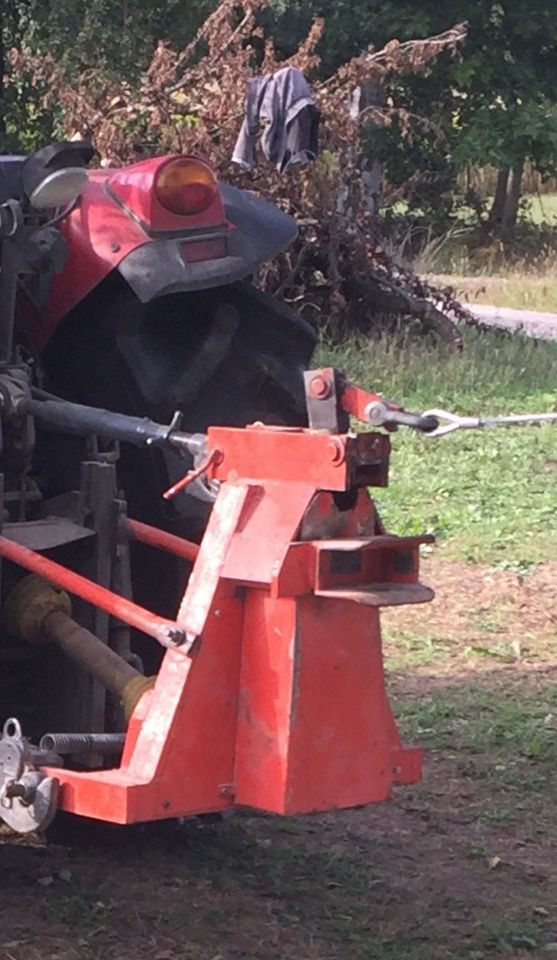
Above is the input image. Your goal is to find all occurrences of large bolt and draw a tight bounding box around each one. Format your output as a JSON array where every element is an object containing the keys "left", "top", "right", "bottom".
[
  {"left": 157, "top": 624, "right": 186, "bottom": 647},
  {"left": 3, "top": 780, "right": 27, "bottom": 801},
  {"left": 327, "top": 439, "right": 345, "bottom": 465},
  {"left": 308, "top": 374, "right": 331, "bottom": 400}
]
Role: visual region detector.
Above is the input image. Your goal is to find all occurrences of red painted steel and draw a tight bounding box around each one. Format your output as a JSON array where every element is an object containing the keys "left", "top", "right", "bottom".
[
  {"left": 207, "top": 425, "right": 350, "bottom": 488},
  {"left": 234, "top": 593, "right": 414, "bottom": 813},
  {"left": 107, "top": 155, "right": 225, "bottom": 234},
  {"left": 34, "top": 414, "right": 430, "bottom": 824},
  {"left": 304, "top": 367, "right": 395, "bottom": 422},
  {"left": 125, "top": 518, "right": 199, "bottom": 563},
  {"left": 0, "top": 536, "right": 182, "bottom": 648},
  {"left": 36, "top": 156, "right": 228, "bottom": 349},
  {"left": 206, "top": 425, "right": 391, "bottom": 490},
  {"left": 177, "top": 483, "right": 252, "bottom": 640},
  {"left": 341, "top": 380, "right": 392, "bottom": 420}
]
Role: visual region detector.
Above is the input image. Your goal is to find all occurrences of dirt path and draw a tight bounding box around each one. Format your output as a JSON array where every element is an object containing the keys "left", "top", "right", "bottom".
[{"left": 1, "top": 561, "right": 556, "bottom": 960}]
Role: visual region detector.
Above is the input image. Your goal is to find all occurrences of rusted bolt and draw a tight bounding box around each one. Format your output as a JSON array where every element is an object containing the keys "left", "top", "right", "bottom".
[
  {"left": 327, "top": 439, "right": 345, "bottom": 465},
  {"left": 308, "top": 374, "right": 331, "bottom": 400},
  {"left": 157, "top": 624, "right": 186, "bottom": 647},
  {"left": 219, "top": 783, "right": 236, "bottom": 798}
]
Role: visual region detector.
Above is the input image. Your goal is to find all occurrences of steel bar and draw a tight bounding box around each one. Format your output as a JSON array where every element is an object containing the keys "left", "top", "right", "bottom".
[
  {"left": 365, "top": 400, "right": 439, "bottom": 433},
  {"left": 422, "top": 408, "right": 557, "bottom": 438},
  {"left": 124, "top": 518, "right": 199, "bottom": 563},
  {"left": 26, "top": 397, "right": 205, "bottom": 455},
  {"left": 0, "top": 536, "right": 184, "bottom": 647}
]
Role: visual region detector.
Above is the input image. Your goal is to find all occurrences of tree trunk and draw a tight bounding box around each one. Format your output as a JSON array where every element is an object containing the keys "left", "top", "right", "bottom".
[
  {"left": 348, "top": 77, "right": 385, "bottom": 215},
  {"left": 489, "top": 167, "right": 509, "bottom": 228},
  {"left": 500, "top": 162, "right": 524, "bottom": 240}
]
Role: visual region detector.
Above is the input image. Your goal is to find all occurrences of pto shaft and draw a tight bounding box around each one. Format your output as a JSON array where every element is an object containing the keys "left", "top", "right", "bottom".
[
  {"left": 0, "top": 535, "right": 184, "bottom": 647},
  {"left": 44, "top": 610, "right": 141, "bottom": 702},
  {"left": 5, "top": 575, "right": 154, "bottom": 719}
]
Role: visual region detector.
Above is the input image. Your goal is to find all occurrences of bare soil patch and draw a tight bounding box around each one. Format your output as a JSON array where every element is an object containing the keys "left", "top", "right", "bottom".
[{"left": 1, "top": 561, "right": 556, "bottom": 960}]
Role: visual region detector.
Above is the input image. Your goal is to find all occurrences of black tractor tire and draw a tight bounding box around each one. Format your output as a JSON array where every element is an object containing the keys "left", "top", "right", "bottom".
[{"left": 38, "top": 274, "right": 316, "bottom": 641}]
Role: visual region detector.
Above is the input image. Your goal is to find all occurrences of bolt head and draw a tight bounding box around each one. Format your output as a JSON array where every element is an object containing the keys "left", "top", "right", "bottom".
[
  {"left": 160, "top": 625, "right": 185, "bottom": 646},
  {"left": 327, "top": 439, "right": 345, "bottom": 465},
  {"left": 309, "top": 375, "right": 331, "bottom": 400}
]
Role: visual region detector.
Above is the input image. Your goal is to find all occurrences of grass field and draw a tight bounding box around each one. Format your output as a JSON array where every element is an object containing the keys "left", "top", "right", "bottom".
[
  {"left": 428, "top": 271, "right": 556, "bottom": 313},
  {"left": 319, "top": 328, "right": 557, "bottom": 564},
  {"left": 410, "top": 193, "right": 557, "bottom": 312}
]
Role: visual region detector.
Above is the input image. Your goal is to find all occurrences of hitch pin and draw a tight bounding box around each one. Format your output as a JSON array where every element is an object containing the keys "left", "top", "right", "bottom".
[{"left": 421, "top": 409, "right": 557, "bottom": 438}]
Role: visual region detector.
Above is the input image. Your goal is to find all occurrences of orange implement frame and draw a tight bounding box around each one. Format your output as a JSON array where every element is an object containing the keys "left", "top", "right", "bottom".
[{"left": 31, "top": 421, "right": 432, "bottom": 824}]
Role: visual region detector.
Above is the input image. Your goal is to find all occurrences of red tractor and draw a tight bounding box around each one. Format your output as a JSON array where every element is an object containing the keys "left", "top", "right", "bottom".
[{"left": 0, "top": 141, "right": 435, "bottom": 834}]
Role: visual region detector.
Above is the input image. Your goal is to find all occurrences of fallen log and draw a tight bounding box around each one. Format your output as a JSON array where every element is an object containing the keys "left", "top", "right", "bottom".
[{"left": 463, "top": 304, "right": 557, "bottom": 342}]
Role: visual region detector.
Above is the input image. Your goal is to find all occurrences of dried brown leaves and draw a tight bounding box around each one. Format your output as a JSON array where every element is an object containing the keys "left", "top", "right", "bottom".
[{"left": 7, "top": 3, "right": 469, "bottom": 341}]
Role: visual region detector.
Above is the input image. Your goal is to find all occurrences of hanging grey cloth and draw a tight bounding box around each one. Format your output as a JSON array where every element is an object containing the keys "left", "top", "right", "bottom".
[{"left": 232, "top": 66, "right": 319, "bottom": 174}]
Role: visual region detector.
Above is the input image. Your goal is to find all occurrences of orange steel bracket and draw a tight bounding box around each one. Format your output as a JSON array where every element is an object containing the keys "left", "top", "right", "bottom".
[{"left": 42, "top": 420, "right": 432, "bottom": 824}]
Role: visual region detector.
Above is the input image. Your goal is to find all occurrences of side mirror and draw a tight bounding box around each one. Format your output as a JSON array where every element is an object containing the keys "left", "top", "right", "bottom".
[{"left": 21, "top": 141, "right": 95, "bottom": 211}]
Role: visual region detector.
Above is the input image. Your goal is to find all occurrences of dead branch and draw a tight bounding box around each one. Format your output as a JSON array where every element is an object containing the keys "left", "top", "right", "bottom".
[{"left": 6, "top": 4, "right": 472, "bottom": 347}]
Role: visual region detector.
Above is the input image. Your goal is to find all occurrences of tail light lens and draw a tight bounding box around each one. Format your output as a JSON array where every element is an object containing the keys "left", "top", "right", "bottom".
[{"left": 155, "top": 157, "right": 218, "bottom": 216}]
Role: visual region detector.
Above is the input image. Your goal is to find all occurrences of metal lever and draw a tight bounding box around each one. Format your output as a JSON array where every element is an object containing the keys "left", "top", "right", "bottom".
[{"left": 422, "top": 409, "right": 557, "bottom": 438}]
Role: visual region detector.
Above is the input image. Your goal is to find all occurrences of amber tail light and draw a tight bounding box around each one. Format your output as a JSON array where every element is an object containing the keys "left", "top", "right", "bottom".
[{"left": 155, "top": 157, "right": 218, "bottom": 216}]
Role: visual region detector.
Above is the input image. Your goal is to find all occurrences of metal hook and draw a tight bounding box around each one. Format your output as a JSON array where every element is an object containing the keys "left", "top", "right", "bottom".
[
  {"left": 420, "top": 409, "right": 479, "bottom": 437},
  {"left": 421, "top": 408, "right": 557, "bottom": 438}
]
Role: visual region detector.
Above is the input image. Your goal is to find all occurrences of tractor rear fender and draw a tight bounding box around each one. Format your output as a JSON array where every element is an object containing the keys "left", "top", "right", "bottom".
[{"left": 40, "top": 159, "right": 297, "bottom": 350}]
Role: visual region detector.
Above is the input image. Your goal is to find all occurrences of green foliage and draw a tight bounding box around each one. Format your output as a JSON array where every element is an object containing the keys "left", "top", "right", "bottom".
[
  {"left": 12, "top": 0, "right": 216, "bottom": 79},
  {"left": 0, "top": 0, "right": 216, "bottom": 150},
  {"left": 371, "top": 118, "right": 457, "bottom": 229},
  {"left": 270, "top": 0, "right": 557, "bottom": 230},
  {"left": 453, "top": 99, "right": 557, "bottom": 175},
  {"left": 4, "top": 0, "right": 557, "bottom": 240}
]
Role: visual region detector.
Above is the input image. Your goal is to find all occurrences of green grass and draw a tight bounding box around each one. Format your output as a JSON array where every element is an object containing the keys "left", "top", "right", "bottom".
[
  {"left": 455, "top": 193, "right": 557, "bottom": 230},
  {"left": 393, "top": 192, "right": 557, "bottom": 310},
  {"left": 382, "top": 628, "right": 448, "bottom": 671},
  {"left": 396, "top": 683, "right": 557, "bottom": 767},
  {"left": 428, "top": 270, "right": 557, "bottom": 312},
  {"left": 522, "top": 193, "right": 557, "bottom": 226},
  {"left": 318, "top": 328, "right": 557, "bottom": 563}
]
